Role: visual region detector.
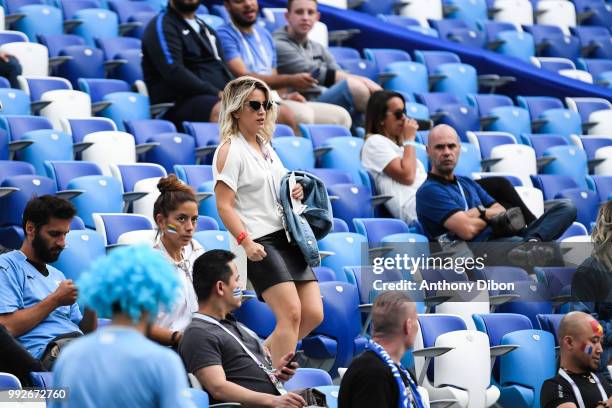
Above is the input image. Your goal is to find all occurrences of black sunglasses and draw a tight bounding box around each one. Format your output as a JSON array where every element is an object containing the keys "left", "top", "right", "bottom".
[
  {"left": 387, "top": 109, "right": 406, "bottom": 120},
  {"left": 247, "top": 100, "right": 274, "bottom": 111}
]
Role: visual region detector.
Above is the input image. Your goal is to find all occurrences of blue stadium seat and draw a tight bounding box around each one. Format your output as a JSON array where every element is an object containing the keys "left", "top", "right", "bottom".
[
  {"left": 284, "top": 368, "right": 333, "bottom": 391},
  {"left": 187, "top": 389, "right": 209, "bottom": 407},
  {"left": 587, "top": 175, "right": 612, "bottom": 202},
  {"left": 312, "top": 266, "right": 337, "bottom": 282},
  {"left": 307, "top": 168, "right": 352, "bottom": 187},
  {"left": 20, "top": 129, "right": 73, "bottom": 175},
  {"left": 443, "top": 0, "right": 487, "bottom": 29},
  {"left": 536, "top": 313, "right": 563, "bottom": 345},
  {"left": 95, "top": 36, "right": 141, "bottom": 60},
  {"left": 182, "top": 121, "right": 219, "bottom": 164},
  {"left": 382, "top": 61, "right": 429, "bottom": 95},
  {"left": 579, "top": 137, "right": 612, "bottom": 171},
  {"left": 336, "top": 58, "right": 378, "bottom": 82},
  {"left": 62, "top": 117, "right": 116, "bottom": 144},
  {"left": 234, "top": 290, "right": 276, "bottom": 338},
  {"left": 299, "top": 124, "right": 352, "bottom": 149},
  {"left": 71, "top": 8, "right": 119, "bottom": 46},
  {"left": 485, "top": 106, "right": 533, "bottom": 138},
  {"left": 0, "top": 115, "right": 53, "bottom": 143},
  {"left": 44, "top": 160, "right": 102, "bottom": 190},
  {"left": 473, "top": 313, "right": 555, "bottom": 408},
  {"left": 0, "top": 160, "right": 35, "bottom": 183},
  {"left": 534, "top": 266, "right": 576, "bottom": 302},
  {"left": 0, "top": 30, "right": 28, "bottom": 46},
  {"left": 520, "top": 133, "right": 568, "bottom": 155},
  {"left": 101, "top": 92, "right": 153, "bottom": 132},
  {"left": 318, "top": 137, "right": 364, "bottom": 185},
  {"left": 271, "top": 137, "right": 315, "bottom": 171},
  {"left": 0, "top": 88, "right": 31, "bottom": 115},
  {"left": 0, "top": 372, "right": 21, "bottom": 390},
  {"left": 557, "top": 221, "right": 589, "bottom": 241},
  {"left": 273, "top": 124, "right": 295, "bottom": 137},
  {"left": 126, "top": 10, "right": 156, "bottom": 39},
  {"left": 540, "top": 145, "right": 588, "bottom": 188},
  {"left": 535, "top": 57, "right": 576, "bottom": 73},
  {"left": 20, "top": 77, "right": 71, "bottom": 101},
  {"left": 108, "top": 0, "right": 155, "bottom": 24},
  {"left": 353, "top": 217, "right": 410, "bottom": 246},
  {"left": 555, "top": 188, "right": 599, "bottom": 230},
  {"left": 466, "top": 93, "right": 514, "bottom": 118},
  {"left": 363, "top": 48, "right": 411, "bottom": 74},
  {"left": 68, "top": 175, "right": 124, "bottom": 228},
  {"left": 531, "top": 174, "right": 579, "bottom": 200},
  {"left": 488, "top": 28, "right": 535, "bottom": 62},
  {"left": 328, "top": 46, "right": 361, "bottom": 63},
  {"left": 576, "top": 59, "right": 612, "bottom": 85},
  {"left": 523, "top": 25, "right": 581, "bottom": 61},
  {"left": 37, "top": 34, "right": 85, "bottom": 57},
  {"left": 197, "top": 180, "right": 224, "bottom": 230},
  {"left": 14, "top": 4, "right": 63, "bottom": 41},
  {"left": 0, "top": 175, "right": 56, "bottom": 248},
  {"left": 173, "top": 164, "right": 213, "bottom": 190},
  {"left": 570, "top": 26, "right": 612, "bottom": 60},
  {"left": 332, "top": 217, "right": 349, "bottom": 233},
  {"left": 60, "top": 0, "right": 99, "bottom": 19},
  {"left": 51, "top": 229, "right": 105, "bottom": 281},
  {"left": 572, "top": 0, "right": 611, "bottom": 29},
  {"left": 193, "top": 230, "right": 230, "bottom": 250},
  {"left": 124, "top": 118, "right": 176, "bottom": 145},
  {"left": 56, "top": 45, "right": 105, "bottom": 88},
  {"left": 317, "top": 232, "right": 367, "bottom": 281},
  {"left": 429, "top": 19, "right": 486, "bottom": 47},
  {"left": 414, "top": 50, "right": 461, "bottom": 72},
  {"left": 454, "top": 142, "right": 482, "bottom": 176},
  {"left": 111, "top": 48, "right": 143, "bottom": 85},
  {"left": 302, "top": 282, "right": 367, "bottom": 377},
  {"left": 196, "top": 215, "right": 219, "bottom": 231},
  {"left": 3, "top": 0, "right": 43, "bottom": 15},
  {"left": 93, "top": 212, "right": 153, "bottom": 245},
  {"left": 144, "top": 132, "right": 196, "bottom": 173},
  {"left": 110, "top": 162, "right": 166, "bottom": 193}
]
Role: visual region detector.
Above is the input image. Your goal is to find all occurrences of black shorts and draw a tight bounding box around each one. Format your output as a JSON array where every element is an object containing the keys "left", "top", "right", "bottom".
[
  {"left": 247, "top": 229, "right": 317, "bottom": 299},
  {"left": 162, "top": 94, "right": 220, "bottom": 131}
]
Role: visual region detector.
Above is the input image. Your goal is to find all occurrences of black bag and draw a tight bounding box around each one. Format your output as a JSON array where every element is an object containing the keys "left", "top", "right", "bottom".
[
  {"left": 40, "top": 331, "right": 82, "bottom": 370},
  {"left": 294, "top": 388, "right": 328, "bottom": 407},
  {"left": 489, "top": 207, "right": 527, "bottom": 238}
]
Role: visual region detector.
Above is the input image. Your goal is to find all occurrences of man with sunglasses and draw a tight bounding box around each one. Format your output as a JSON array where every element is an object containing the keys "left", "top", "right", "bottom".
[{"left": 217, "top": 0, "right": 352, "bottom": 130}]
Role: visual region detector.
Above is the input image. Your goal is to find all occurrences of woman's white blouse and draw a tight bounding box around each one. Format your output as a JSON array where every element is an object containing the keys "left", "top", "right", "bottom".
[
  {"left": 361, "top": 134, "right": 427, "bottom": 223},
  {"left": 154, "top": 239, "right": 204, "bottom": 331},
  {"left": 213, "top": 133, "right": 288, "bottom": 285}
]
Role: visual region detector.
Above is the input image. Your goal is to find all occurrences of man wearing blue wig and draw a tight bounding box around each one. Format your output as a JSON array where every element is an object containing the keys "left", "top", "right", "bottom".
[{"left": 50, "top": 245, "right": 195, "bottom": 408}]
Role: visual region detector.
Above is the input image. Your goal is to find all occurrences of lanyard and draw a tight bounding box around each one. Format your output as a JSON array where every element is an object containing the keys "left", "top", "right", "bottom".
[
  {"left": 558, "top": 368, "right": 608, "bottom": 408},
  {"left": 231, "top": 23, "right": 271, "bottom": 74},
  {"left": 193, "top": 313, "right": 287, "bottom": 395},
  {"left": 456, "top": 179, "right": 469, "bottom": 211}
]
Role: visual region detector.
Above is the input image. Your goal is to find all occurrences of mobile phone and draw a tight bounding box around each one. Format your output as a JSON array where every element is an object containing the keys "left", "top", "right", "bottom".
[
  {"left": 311, "top": 67, "right": 320, "bottom": 78},
  {"left": 286, "top": 350, "right": 306, "bottom": 367}
]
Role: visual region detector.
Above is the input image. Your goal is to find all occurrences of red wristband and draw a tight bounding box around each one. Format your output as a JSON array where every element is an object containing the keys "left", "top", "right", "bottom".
[{"left": 236, "top": 231, "right": 248, "bottom": 245}]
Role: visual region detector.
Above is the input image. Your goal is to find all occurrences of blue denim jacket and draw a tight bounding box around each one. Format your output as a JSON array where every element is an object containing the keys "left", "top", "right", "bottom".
[{"left": 279, "top": 171, "right": 333, "bottom": 267}]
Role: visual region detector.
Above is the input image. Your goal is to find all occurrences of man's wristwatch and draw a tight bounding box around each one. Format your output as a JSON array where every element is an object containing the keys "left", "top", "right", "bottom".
[{"left": 477, "top": 205, "right": 487, "bottom": 220}]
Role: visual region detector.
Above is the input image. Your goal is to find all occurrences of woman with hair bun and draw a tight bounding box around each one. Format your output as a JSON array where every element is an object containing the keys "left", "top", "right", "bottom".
[{"left": 148, "top": 174, "right": 204, "bottom": 348}]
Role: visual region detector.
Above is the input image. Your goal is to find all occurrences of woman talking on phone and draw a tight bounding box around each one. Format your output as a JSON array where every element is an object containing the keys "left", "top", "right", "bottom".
[
  {"left": 361, "top": 90, "right": 426, "bottom": 223},
  {"left": 213, "top": 76, "right": 323, "bottom": 367}
]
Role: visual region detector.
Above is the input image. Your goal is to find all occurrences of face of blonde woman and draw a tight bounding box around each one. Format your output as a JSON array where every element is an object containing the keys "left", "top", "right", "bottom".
[{"left": 235, "top": 88, "right": 270, "bottom": 138}]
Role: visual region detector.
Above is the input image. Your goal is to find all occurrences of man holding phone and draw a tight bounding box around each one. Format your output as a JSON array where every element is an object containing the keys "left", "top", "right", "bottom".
[
  {"left": 180, "top": 250, "right": 306, "bottom": 407},
  {"left": 274, "top": 0, "right": 382, "bottom": 116},
  {"left": 217, "top": 0, "right": 352, "bottom": 130}
]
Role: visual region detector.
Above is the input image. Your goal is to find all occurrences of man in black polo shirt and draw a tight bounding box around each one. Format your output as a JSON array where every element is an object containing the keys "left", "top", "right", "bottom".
[
  {"left": 179, "top": 249, "right": 306, "bottom": 407},
  {"left": 541, "top": 311, "right": 612, "bottom": 408},
  {"left": 338, "top": 291, "right": 425, "bottom": 408}
]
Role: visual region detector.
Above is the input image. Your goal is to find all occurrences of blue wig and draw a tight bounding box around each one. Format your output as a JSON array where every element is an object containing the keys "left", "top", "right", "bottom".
[{"left": 77, "top": 245, "right": 179, "bottom": 322}]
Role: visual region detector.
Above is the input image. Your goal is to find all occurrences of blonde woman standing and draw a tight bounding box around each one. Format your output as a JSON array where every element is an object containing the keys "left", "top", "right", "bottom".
[{"left": 213, "top": 76, "right": 323, "bottom": 367}]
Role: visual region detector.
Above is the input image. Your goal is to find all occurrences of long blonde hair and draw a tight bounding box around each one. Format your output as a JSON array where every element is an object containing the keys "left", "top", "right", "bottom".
[
  {"left": 218, "top": 76, "right": 278, "bottom": 144},
  {"left": 592, "top": 201, "right": 612, "bottom": 270}
]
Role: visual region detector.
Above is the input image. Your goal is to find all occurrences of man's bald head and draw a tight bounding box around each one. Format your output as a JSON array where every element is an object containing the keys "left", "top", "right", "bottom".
[
  {"left": 558, "top": 311, "right": 604, "bottom": 372},
  {"left": 427, "top": 125, "right": 461, "bottom": 178}
]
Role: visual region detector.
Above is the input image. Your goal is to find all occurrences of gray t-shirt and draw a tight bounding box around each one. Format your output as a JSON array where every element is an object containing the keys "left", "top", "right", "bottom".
[{"left": 179, "top": 314, "right": 279, "bottom": 404}]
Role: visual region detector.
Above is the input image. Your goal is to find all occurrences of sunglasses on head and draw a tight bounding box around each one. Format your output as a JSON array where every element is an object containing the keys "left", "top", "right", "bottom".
[
  {"left": 247, "top": 100, "right": 274, "bottom": 111},
  {"left": 388, "top": 109, "right": 406, "bottom": 120}
]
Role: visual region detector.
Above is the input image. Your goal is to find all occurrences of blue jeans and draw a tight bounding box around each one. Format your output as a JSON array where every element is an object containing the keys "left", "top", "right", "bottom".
[
  {"left": 492, "top": 199, "right": 577, "bottom": 243},
  {"left": 317, "top": 80, "right": 354, "bottom": 113}
]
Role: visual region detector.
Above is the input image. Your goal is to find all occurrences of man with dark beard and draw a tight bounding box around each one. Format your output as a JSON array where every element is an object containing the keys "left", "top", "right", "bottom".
[{"left": 0, "top": 195, "right": 96, "bottom": 371}]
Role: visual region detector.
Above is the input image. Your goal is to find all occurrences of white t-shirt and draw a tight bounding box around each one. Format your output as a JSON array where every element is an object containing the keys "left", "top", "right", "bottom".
[
  {"left": 361, "top": 134, "right": 427, "bottom": 223},
  {"left": 213, "top": 133, "right": 288, "bottom": 285},
  {"left": 154, "top": 239, "right": 204, "bottom": 331}
]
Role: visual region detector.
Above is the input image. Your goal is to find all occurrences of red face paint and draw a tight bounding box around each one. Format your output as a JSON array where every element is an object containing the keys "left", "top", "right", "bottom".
[{"left": 591, "top": 320, "right": 604, "bottom": 337}]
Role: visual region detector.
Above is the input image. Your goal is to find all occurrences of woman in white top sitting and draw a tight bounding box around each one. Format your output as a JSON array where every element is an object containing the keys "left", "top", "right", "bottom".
[
  {"left": 213, "top": 76, "right": 323, "bottom": 367},
  {"left": 149, "top": 175, "right": 204, "bottom": 349},
  {"left": 361, "top": 90, "right": 427, "bottom": 223}
]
